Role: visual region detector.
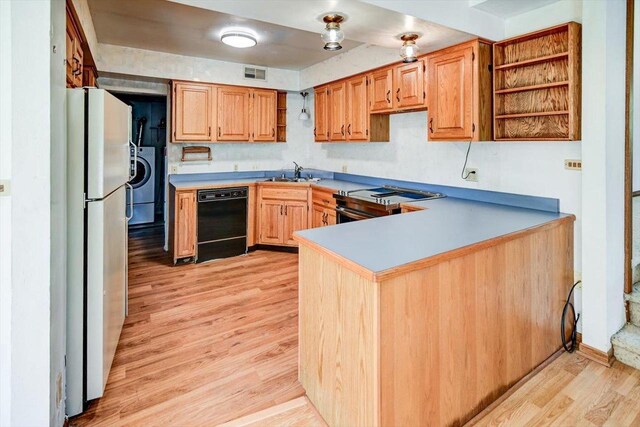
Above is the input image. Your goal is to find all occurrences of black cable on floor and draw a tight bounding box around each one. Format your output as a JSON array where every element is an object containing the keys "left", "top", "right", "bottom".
[{"left": 561, "top": 280, "right": 581, "bottom": 353}]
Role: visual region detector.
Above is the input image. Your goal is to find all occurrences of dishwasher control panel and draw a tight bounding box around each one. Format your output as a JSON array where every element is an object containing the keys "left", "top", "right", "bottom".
[{"left": 198, "top": 187, "right": 248, "bottom": 202}]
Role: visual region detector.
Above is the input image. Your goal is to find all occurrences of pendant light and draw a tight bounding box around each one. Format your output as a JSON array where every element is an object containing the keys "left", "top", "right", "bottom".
[
  {"left": 400, "top": 33, "right": 420, "bottom": 63},
  {"left": 299, "top": 92, "right": 310, "bottom": 121},
  {"left": 321, "top": 14, "right": 345, "bottom": 51}
]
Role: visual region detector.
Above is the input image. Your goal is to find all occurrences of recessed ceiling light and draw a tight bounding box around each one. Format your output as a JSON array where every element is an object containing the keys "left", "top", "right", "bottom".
[{"left": 221, "top": 31, "right": 257, "bottom": 48}]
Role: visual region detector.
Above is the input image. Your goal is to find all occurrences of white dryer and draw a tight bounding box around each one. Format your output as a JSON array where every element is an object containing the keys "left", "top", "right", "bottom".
[{"left": 128, "top": 146, "right": 155, "bottom": 225}]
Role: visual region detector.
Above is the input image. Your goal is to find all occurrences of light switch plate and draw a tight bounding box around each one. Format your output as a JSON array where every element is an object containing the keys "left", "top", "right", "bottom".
[{"left": 0, "top": 180, "right": 10, "bottom": 196}]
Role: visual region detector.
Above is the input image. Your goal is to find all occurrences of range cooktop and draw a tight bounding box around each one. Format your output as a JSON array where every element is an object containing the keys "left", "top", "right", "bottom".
[{"left": 338, "top": 185, "right": 446, "bottom": 208}]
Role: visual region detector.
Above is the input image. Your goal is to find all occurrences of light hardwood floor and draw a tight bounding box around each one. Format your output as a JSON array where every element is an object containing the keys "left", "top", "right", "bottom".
[
  {"left": 70, "top": 226, "right": 304, "bottom": 426},
  {"left": 71, "top": 226, "right": 640, "bottom": 427}
]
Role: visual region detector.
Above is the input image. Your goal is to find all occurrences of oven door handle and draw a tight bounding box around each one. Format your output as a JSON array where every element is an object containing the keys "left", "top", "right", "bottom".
[{"left": 335, "top": 206, "right": 377, "bottom": 221}]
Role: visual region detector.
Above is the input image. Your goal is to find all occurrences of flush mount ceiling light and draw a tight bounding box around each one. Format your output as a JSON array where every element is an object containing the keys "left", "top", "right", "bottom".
[
  {"left": 320, "top": 14, "right": 345, "bottom": 51},
  {"left": 400, "top": 33, "right": 420, "bottom": 63},
  {"left": 221, "top": 31, "right": 257, "bottom": 48}
]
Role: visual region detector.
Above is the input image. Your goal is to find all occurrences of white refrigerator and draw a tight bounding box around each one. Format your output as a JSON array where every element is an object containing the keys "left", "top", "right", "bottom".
[{"left": 67, "top": 88, "right": 132, "bottom": 416}]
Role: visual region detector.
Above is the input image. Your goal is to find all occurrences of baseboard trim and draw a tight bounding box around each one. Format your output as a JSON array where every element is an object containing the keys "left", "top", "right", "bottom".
[{"left": 577, "top": 342, "right": 615, "bottom": 367}]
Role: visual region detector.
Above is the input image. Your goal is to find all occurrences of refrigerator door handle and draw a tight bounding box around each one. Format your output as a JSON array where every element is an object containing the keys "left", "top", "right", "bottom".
[
  {"left": 129, "top": 140, "right": 137, "bottom": 182},
  {"left": 125, "top": 182, "right": 134, "bottom": 221}
]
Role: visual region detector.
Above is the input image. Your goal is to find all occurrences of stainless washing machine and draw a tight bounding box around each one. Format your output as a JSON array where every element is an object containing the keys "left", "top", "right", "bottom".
[{"left": 128, "top": 146, "right": 155, "bottom": 225}]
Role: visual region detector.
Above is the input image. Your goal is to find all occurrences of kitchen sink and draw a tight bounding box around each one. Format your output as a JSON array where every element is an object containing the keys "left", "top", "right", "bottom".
[{"left": 263, "top": 177, "right": 311, "bottom": 183}]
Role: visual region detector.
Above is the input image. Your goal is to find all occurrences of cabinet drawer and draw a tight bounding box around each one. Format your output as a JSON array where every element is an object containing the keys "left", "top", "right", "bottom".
[
  {"left": 312, "top": 187, "right": 336, "bottom": 208},
  {"left": 260, "top": 186, "right": 308, "bottom": 201}
]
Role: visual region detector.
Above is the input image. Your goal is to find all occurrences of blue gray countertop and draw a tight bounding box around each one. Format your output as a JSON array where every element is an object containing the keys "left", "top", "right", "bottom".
[
  {"left": 169, "top": 170, "right": 573, "bottom": 276},
  {"left": 295, "top": 197, "right": 572, "bottom": 275}
]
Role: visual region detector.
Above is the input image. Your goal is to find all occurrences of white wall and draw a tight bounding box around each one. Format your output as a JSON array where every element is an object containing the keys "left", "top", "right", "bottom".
[
  {"left": 1, "top": 0, "right": 67, "bottom": 425},
  {"left": 95, "top": 43, "right": 301, "bottom": 91},
  {"left": 581, "top": 0, "right": 627, "bottom": 353},
  {"left": 0, "top": 1, "right": 13, "bottom": 424},
  {"left": 50, "top": 0, "right": 67, "bottom": 424}
]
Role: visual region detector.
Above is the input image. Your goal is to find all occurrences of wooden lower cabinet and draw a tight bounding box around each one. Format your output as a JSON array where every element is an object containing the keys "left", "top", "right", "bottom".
[
  {"left": 311, "top": 186, "right": 337, "bottom": 228},
  {"left": 171, "top": 189, "right": 197, "bottom": 262},
  {"left": 283, "top": 201, "right": 308, "bottom": 245},
  {"left": 259, "top": 200, "right": 285, "bottom": 245},
  {"left": 258, "top": 185, "right": 309, "bottom": 246}
]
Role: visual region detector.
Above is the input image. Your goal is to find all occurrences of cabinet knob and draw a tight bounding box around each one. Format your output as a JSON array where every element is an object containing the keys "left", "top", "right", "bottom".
[
  {"left": 396, "top": 88, "right": 400, "bottom": 102},
  {"left": 429, "top": 118, "right": 434, "bottom": 133},
  {"left": 347, "top": 124, "right": 351, "bottom": 135},
  {"left": 272, "top": 128, "right": 275, "bottom": 138},
  {"left": 218, "top": 127, "right": 221, "bottom": 137},
  {"left": 341, "top": 125, "right": 344, "bottom": 136},
  {"left": 386, "top": 90, "right": 391, "bottom": 104}
]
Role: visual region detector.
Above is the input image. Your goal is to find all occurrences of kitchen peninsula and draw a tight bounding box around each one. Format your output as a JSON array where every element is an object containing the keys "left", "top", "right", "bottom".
[{"left": 294, "top": 198, "right": 574, "bottom": 426}]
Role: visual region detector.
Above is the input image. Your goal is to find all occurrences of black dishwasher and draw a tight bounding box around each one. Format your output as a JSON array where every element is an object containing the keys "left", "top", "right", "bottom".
[{"left": 197, "top": 187, "right": 248, "bottom": 263}]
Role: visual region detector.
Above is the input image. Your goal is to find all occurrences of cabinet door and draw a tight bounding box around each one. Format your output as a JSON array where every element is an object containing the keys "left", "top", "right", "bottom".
[
  {"left": 368, "top": 68, "right": 393, "bottom": 113},
  {"left": 427, "top": 45, "right": 473, "bottom": 140},
  {"left": 175, "top": 191, "right": 196, "bottom": 258},
  {"left": 346, "top": 75, "right": 369, "bottom": 141},
  {"left": 72, "top": 35, "right": 84, "bottom": 88},
  {"left": 217, "top": 86, "right": 251, "bottom": 141},
  {"left": 284, "top": 201, "right": 308, "bottom": 245},
  {"left": 66, "top": 13, "right": 76, "bottom": 87},
  {"left": 259, "top": 200, "right": 284, "bottom": 245},
  {"left": 251, "top": 89, "right": 277, "bottom": 142},
  {"left": 324, "top": 208, "right": 336, "bottom": 226},
  {"left": 328, "top": 81, "right": 347, "bottom": 141},
  {"left": 173, "top": 82, "right": 214, "bottom": 142},
  {"left": 394, "top": 60, "right": 425, "bottom": 110},
  {"left": 314, "top": 86, "right": 329, "bottom": 142},
  {"left": 312, "top": 204, "right": 326, "bottom": 228}
]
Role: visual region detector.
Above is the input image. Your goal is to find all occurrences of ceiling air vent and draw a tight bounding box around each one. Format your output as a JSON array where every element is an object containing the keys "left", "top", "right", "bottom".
[{"left": 244, "top": 66, "right": 267, "bottom": 81}]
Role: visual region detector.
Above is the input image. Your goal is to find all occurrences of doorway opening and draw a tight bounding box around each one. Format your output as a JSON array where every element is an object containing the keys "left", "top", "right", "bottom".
[{"left": 114, "top": 93, "right": 167, "bottom": 230}]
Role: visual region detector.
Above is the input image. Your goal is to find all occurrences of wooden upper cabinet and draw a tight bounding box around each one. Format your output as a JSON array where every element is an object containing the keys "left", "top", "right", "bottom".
[
  {"left": 394, "top": 60, "right": 426, "bottom": 110},
  {"left": 173, "top": 82, "right": 215, "bottom": 142},
  {"left": 314, "top": 86, "right": 330, "bottom": 142},
  {"left": 368, "top": 67, "right": 394, "bottom": 113},
  {"left": 427, "top": 42, "right": 476, "bottom": 141},
  {"left": 328, "top": 81, "right": 347, "bottom": 141},
  {"left": 251, "top": 89, "right": 277, "bottom": 142},
  {"left": 346, "top": 75, "right": 369, "bottom": 141},
  {"left": 175, "top": 191, "right": 196, "bottom": 258},
  {"left": 66, "top": 9, "right": 84, "bottom": 88},
  {"left": 217, "top": 86, "right": 251, "bottom": 141}
]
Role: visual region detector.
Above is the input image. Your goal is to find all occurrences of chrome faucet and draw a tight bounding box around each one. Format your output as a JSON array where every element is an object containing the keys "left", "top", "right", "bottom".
[{"left": 293, "top": 162, "right": 304, "bottom": 180}]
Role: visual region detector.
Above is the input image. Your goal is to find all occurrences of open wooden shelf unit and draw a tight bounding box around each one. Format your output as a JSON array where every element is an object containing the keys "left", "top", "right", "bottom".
[
  {"left": 493, "top": 22, "right": 581, "bottom": 141},
  {"left": 276, "top": 91, "right": 287, "bottom": 142}
]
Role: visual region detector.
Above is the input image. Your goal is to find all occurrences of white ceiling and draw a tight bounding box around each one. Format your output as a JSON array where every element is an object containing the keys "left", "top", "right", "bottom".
[
  {"left": 88, "top": 0, "right": 365, "bottom": 70},
  {"left": 469, "top": 0, "right": 561, "bottom": 19},
  {"left": 88, "top": 0, "right": 475, "bottom": 71}
]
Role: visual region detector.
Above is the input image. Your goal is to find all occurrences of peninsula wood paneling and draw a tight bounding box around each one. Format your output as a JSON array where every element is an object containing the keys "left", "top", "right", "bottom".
[
  {"left": 298, "top": 217, "right": 574, "bottom": 427},
  {"left": 298, "top": 245, "right": 380, "bottom": 427}
]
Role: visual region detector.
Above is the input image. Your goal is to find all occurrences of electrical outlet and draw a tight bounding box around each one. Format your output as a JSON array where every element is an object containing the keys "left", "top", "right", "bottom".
[
  {"left": 565, "top": 159, "right": 582, "bottom": 170},
  {"left": 234, "top": 164, "right": 238, "bottom": 171},
  {"left": 464, "top": 168, "right": 478, "bottom": 182},
  {"left": 342, "top": 165, "right": 348, "bottom": 173},
  {"left": 170, "top": 165, "right": 178, "bottom": 174},
  {"left": 0, "top": 180, "right": 10, "bottom": 196}
]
